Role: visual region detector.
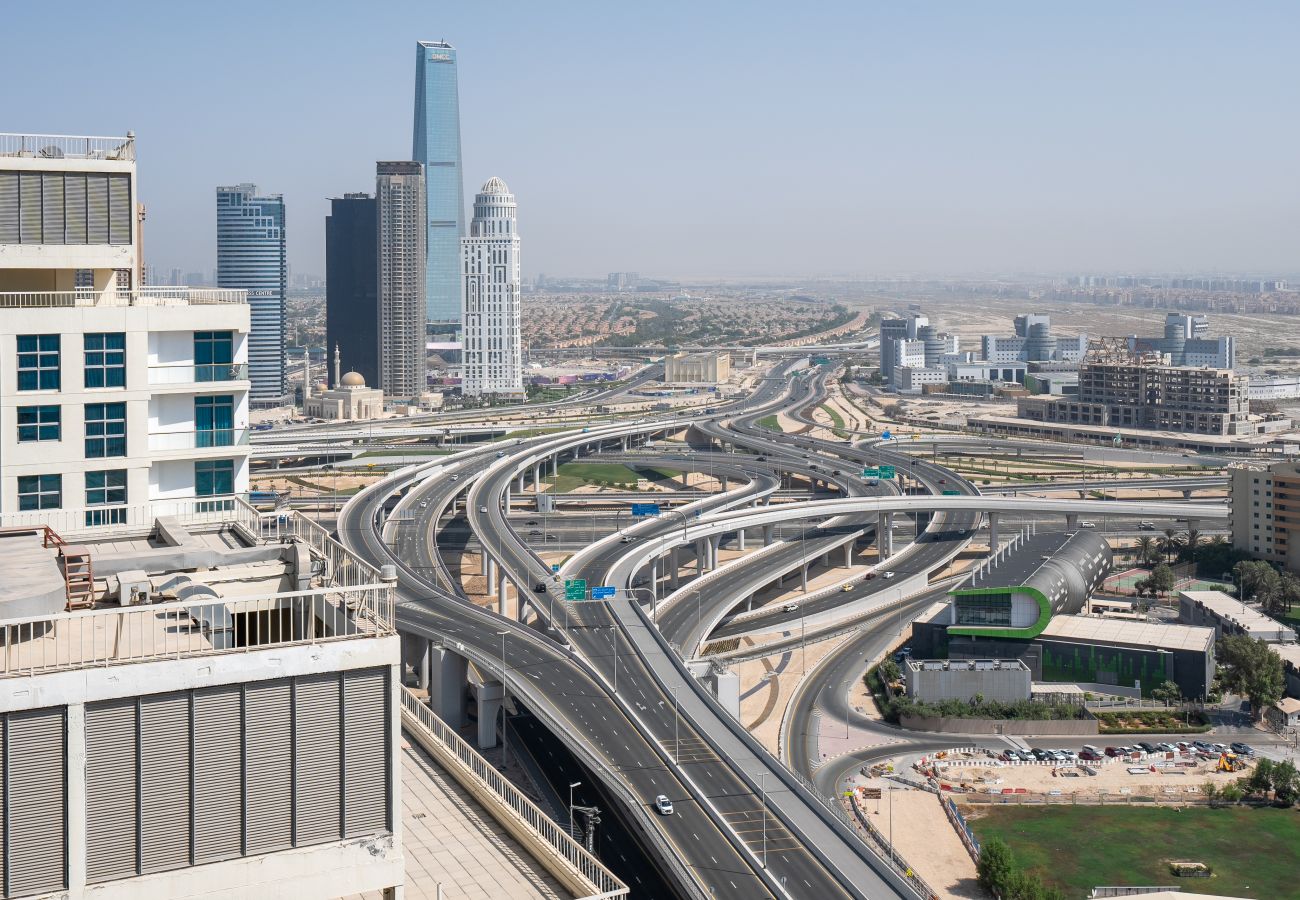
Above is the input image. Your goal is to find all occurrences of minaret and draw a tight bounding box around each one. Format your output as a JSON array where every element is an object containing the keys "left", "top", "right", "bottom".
[
  {"left": 334, "top": 344, "right": 342, "bottom": 387},
  {"left": 302, "top": 348, "right": 312, "bottom": 401}
]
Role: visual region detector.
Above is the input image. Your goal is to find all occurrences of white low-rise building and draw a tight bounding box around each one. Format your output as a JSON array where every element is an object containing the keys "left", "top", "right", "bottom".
[{"left": 1, "top": 133, "right": 251, "bottom": 525}]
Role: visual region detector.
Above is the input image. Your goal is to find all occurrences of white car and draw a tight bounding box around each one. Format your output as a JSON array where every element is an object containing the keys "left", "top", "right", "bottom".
[
  {"left": 881, "top": 571, "right": 896, "bottom": 580},
  {"left": 783, "top": 602, "right": 800, "bottom": 613},
  {"left": 478, "top": 506, "right": 488, "bottom": 514},
  {"left": 654, "top": 795, "right": 674, "bottom": 815}
]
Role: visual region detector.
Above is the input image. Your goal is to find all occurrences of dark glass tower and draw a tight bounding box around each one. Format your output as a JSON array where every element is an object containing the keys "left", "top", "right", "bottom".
[
  {"left": 412, "top": 40, "right": 465, "bottom": 328},
  {"left": 325, "top": 194, "right": 379, "bottom": 389},
  {"left": 216, "top": 184, "right": 286, "bottom": 404}
]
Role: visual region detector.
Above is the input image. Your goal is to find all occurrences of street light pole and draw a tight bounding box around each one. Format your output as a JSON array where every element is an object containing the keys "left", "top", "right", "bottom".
[
  {"left": 497, "top": 630, "right": 509, "bottom": 770},
  {"left": 569, "top": 781, "right": 582, "bottom": 837},
  {"left": 760, "top": 771, "right": 768, "bottom": 869},
  {"left": 673, "top": 686, "right": 680, "bottom": 764}
]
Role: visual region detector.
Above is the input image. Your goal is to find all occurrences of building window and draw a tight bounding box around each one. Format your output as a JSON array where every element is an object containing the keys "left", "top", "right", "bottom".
[
  {"left": 85, "top": 469, "right": 127, "bottom": 506},
  {"left": 85, "top": 402, "right": 127, "bottom": 458},
  {"left": 17, "top": 334, "right": 60, "bottom": 391},
  {"left": 196, "top": 459, "right": 235, "bottom": 497},
  {"left": 195, "top": 331, "right": 235, "bottom": 382},
  {"left": 84, "top": 333, "right": 126, "bottom": 388},
  {"left": 17, "top": 405, "right": 61, "bottom": 442},
  {"left": 195, "top": 395, "right": 235, "bottom": 447},
  {"left": 17, "top": 474, "right": 61, "bottom": 510}
]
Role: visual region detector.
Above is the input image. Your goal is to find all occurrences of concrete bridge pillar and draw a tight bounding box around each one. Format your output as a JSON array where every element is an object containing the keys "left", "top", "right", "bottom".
[
  {"left": 1183, "top": 489, "right": 1194, "bottom": 499},
  {"left": 650, "top": 557, "right": 660, "bottom": 597},
  {"left": 551, "top": 456, "right": 558, "bottom": 476},
  {"left": 720, "top": 475, "right": 729, "bottom": 491},
  {"left": 708, "top": 534, "right": 721, "bottom": 569},
  {"left": 669, "top": 548, "right": 681, "bottom": 589},
  {"left": 497, "top": 574, "right": 509, "bottom": 616},
  {"left": 430, "top": 647, "right": 468, "bottom": 729},
  {"left": 736, "top": 528, "right": 746, "bottom": 552},
  {"left": 1066, "top": 513, "right": 1078, "bottom": 529},
  {"left": 474, "top": 681, "right": 504, "bottom": 750},
  {"left": 843, "top": 543, "right": 853, "bottom": 568},
  {"left": 486, "top": 556, "right": 497, "bottom": 595},
  {"left": 821, "top": 551, "right": 831, "bottom": 567},
  {"left": 621, "top": 435, "right": 629, "bottom": 451},
  {"left": 713, "top": 670, "right": 740, "bottom": 719},
  {"left": 696, "top": 539, "right": 707, "bottom": 574},
  {"left": 988, "top": 512, "right": 999, "bottom": 553},
  {"left": 881, "top": 513, "right": 894, "bottom": 559},
  {"left": 763, "top": 525, "right": 775, "bottom": 547},
  {"left": 801, "top": 562, "right": 809, "bottom": 592},
  {"left": 518, "top": 472, "right": 526, "bottom": 492},
  {"left": 533, "top": 464, "right": 542, "bottom": 492}
]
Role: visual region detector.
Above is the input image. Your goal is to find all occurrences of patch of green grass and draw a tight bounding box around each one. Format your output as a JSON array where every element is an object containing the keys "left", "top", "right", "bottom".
[
  {"left": 548, "top": 462, "right": 643, "bottom": 494},
  {"left": 502, "top": 426, "right": 568, "bottom": 439},
  {"left": 1093, "top": 709, "right": 1211, "bottom": 734},
  {"left": 757, "top": 414, "right": 783, "bottom": 433},
  {"left": 969, "top": 805, "right": 1300, "bottom": 899}
]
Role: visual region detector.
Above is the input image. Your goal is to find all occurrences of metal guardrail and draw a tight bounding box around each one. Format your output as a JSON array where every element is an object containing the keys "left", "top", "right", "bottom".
[
  {"left": 0, "top": 494, "right": 256, "bottom": 536},
  {"left": 0, "top": 288, "right": 246, "bottom": 308},
  {"left": 0, "top": 584, "right": 390, "bottom": 677},
  {"left": 399, "top": 689, "right": 628, "bottom": 899},
  {"left": 0, "top": 132, "right": 135, "bottom": 160},
  {"left": 147, "top": 362, "right": 249, "bottom": 385},
  {"left": 844, "top": 793, "right": 939, "bottom": 900}
]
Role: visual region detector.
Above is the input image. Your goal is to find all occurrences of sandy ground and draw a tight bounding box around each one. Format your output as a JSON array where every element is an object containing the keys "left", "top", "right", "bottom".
[
  {"left": 935, "top": 752, "right": 1252, "bottom": 801},
  {"left": 856, "top": 790, "right": 988, "bottom": 900}
]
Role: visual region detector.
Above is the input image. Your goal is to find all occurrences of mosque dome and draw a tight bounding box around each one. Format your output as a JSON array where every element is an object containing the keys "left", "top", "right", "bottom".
[{"left": 340, "top": 370, "right": 366, "bottom": 388}]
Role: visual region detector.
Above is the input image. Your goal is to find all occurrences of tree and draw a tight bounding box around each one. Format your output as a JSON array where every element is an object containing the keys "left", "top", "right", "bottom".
[
  {"left": 1235, "top": 560, "right": 1281, "bottom": 604},
  {"left": 1273, "top": 760, "right": 1299, "bottom": 806},
  {"left": 1148, "top": 563, "right": 1177, "bottom": 597},
  {"left": 1279, "top": 572, "right": 1300, "bottom": 615},
  {"left": 1158, "top": 531, "right": 1184, "bottom": 563},
  {"left": 1219, "top": 634, "right": 1285, "bottom": 719},
  {"left": 1150, "top": 680, "right": 1182, "bottom": 704},
  {"left": 1134, "top": 535, "right": 1158, "bottom": 567},
  {"left": 977, "top": 836, "right": 1017, "bottom": 894},
  {"left": 878, "top": 658, "right": 901, "bottom": 684}
]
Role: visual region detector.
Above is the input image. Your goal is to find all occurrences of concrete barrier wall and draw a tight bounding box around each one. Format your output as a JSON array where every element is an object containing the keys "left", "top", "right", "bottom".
[{"left": 899, "top": 714, "right": 1099, "bottom": 736}]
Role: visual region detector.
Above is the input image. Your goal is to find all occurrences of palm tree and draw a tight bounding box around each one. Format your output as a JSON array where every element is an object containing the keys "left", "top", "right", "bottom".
[
  {"left": 1159, "top": 531, "right": 1184, "bottom": 564},
  {"left": 1135, "top": 535, "right": 1158, "bottom": 567}
]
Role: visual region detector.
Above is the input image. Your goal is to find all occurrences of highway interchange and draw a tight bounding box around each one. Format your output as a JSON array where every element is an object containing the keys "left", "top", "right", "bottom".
[{"left": 325, "top": 351, "right": 1239, "bottom": 900}]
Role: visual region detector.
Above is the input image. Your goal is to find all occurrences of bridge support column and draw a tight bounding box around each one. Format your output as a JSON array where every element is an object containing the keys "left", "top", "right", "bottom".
[
  {"left": 696, "top": 539, "right": 707, "bottom": 574},
  {"left": 708, "top": 534, "right": 721, "bottom": 570},
  {"left": 820, "top": 551, "right": 830, "bottom": 567},
  {"left": 474, "top": 681, "right": 504, "bottom": 750},
  {"left": 881, "top": 513, "right": 894, "bottom": 559},
  {"left": 533, "top": 464, "right": 541, "bottom": 492},
  {"left": 621, "top": 435, "right": 629, "bottom": 451},
  {"left": 720, "top": 475, "right": 729, "bottom": 491},
  {"left": 736, "top": 529, "right": 746, "bottom": 552},
  {"left": 801, "top": 563, "right": 809, "bottom": 592},
  {"left": 763, "top": 525, "right": 775, "bottom": 547},
  {"left": 518, "top": 472, "right": 526, "bottom": 492},
  {"left": 669, "top": 549, "right": 680, "bottom": 589},
  {"left": 1183, "top": 489, "right": 1194, "bottom": 499},
  {"left": 497, "top": 575, "right": 509, "bottom": 616},
  {"left": 504, "top": 486, "right": 512, "bottom": 509},
  {"left": 551, "top": 456, "right": 558, "bottom": 476},
  {"left": 486, "top": 556, "right": 497, "bottom": 595},
  {"left": 650, "top": 557, "right": 659, "bottom": 597},
  {"left": 713, "top": 670, "right": 740, "bottom": 719},
  {"left": 988, "top": 512, "right": 999, "bottom": 553},
  {"left": 430, "top": 647, "right": 468, "bottom": 729},
  {"left": 843, "top": 543, "right": 853, "bottom": 568},
  {"left": 1066, "top": 513, "right": 1078, "bottom": 530}
]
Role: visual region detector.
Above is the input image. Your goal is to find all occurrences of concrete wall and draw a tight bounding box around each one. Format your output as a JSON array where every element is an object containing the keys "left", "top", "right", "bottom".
[
  {"left": 905, "top": 662, "right": 1031, "bottom": 703},
  {"left": 899, "top": 714, "right": 1098, "bottom": 736}
]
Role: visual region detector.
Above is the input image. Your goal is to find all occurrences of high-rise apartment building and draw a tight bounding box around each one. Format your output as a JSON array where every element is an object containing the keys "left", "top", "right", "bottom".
[
  {"left": 377, "top": 162, "right": 427, "bottom": 401},
  {"left": 1230, "top": 461, "right": 1300, "bottom": 572},
  {"left": 413, "top": 40, "right": 464, "bottom": 328},
  {"left": 460, "top": 177, "right": 524, "bottom": 399},
  {"left": 0, "top": 132, "right": 251, "bottom": 523},
  {"left": 325, "top": 193, "right": 379, "bottom": 389},
  {"left": 1128, "top": 313, "right": 1234, "bottom": 369},
  {"left": 216, "top": 184, "right": 286, "bottom": 405}
]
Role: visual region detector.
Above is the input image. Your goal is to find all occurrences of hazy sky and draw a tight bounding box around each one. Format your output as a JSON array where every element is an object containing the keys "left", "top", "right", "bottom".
[{"left": 6, "top": 1, "right": 1298, "bottom": 279}]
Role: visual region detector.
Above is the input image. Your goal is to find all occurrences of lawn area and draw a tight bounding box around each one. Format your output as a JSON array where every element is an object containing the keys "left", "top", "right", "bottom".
[
  {"left": 550, "top": 461, "right": 645, "bottom": 493},
  {"left": 757, "top": 414, "right": 783, "bottom": 432},
  {"left": 968, "top": 805, "right": 1300, "bottom": 898}
]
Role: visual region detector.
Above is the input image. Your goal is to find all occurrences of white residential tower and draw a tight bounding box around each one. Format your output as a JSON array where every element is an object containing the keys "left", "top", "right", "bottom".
[{"left": 460, "top": 177, "right": 523, "bottom": 399}]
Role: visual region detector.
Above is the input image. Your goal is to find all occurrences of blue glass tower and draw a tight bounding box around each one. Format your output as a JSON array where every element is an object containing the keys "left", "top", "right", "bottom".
[
  {"left": 216, "top": 184, "right": 286, "bottom": 403},
  {"left": 413, "top": 40, "right": 465, "bottom": 328}
]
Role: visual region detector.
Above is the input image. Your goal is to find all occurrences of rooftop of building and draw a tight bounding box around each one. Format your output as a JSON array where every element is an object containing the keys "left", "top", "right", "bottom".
[
  {"left": 1178, "top": 590, "right": 1298, "bottom": 640},
  {"left": 906, "top": 658, "right": 1029, "bottom": 673},
  {"left": 0, "top": 502, "right": 391, "bottom": 678},
  {"left": 0, "top": 132, "right": 134, "bottom": 162},
  {"left": 1039, "top": 614, "right": 1214, "bottom": 653},
  {"left": 1273, "top": 697, "right": 1300, "bottom": 716},
  {"left": 0, "top": 287, "right": 246, "bottom": 309},
  {"left": 957, "top": 529, "right": 1105, "bottom": 593},
  {"left": 970, "top": 413, "right": 1293, "bottom": 447}
]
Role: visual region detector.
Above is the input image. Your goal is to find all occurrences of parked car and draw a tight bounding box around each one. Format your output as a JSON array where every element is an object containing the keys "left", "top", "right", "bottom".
[
  {"left": 1079, "top": 749, "right": 1104, "bottom": 762},
  {"left": 1137, "top": 742, "right": 1158, "bottom": 754},
  {"left": 1104, "top": 746, "right": 1122, "bottom": 757},
  {"left": 1030, "top": 748, "right": 1050, "bottom": 761},
  {"left": 654, "top": 795, "right": 674, "bottom": 816},
  {"left": 1230, "top": 742, "right": 1256, "bottom": 756},
  {"left": 1193, "top": 740, "right": 1213, "bottom": 752},
  {"left": 1156, "top": 742, "right": 1176, "bottom": 753}
]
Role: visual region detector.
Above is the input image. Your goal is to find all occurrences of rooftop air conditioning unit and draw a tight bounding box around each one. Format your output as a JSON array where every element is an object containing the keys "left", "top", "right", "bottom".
[{"left": 113, "top": 570, "right": 152, "bottom": 606}]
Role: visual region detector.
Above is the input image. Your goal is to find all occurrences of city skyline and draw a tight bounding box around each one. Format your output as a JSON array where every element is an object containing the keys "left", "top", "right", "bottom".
[{"left": 7, "top": 2, "right": 1300, "bottom": 281}]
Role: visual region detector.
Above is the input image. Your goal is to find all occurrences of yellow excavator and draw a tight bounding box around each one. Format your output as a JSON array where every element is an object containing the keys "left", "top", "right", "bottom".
[{"left": 1216, "top": 752, "right": 1246, "bottom": 773}]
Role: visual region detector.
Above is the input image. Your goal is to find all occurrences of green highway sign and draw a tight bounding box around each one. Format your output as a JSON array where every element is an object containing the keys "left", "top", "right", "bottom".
[
  {"left": 862, "top": 467, "right": 880, "bottom": 478},
  {"left": 879, "top": 465, "right": 896, "bottom": 479},
  {"left": 564, "top": 579, "right": 587, "bottom": 601},
  {"left": 942, "top": 489, "right": 960, "bottom": 495}
]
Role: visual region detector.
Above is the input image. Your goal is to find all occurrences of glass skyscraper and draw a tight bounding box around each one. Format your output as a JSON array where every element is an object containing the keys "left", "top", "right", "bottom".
[
  {"left": 217, "top": 184, "right": 286, "bottom": 405},
  {"left": 412, "top": 40, "right": 465, "bottom": 328}
]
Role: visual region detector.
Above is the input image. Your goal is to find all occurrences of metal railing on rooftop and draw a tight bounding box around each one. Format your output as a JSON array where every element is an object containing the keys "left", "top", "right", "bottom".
[
  {"left": 399, "top": 689, "right": 628, "bottom": 899},
  {"left": 0, "top": 495, "right": 256, "bottom": 537},
  {"left": 0, "top": 132, "right": 135, "bottom": 161},
  {"left": 0, "top": 584, "right": 392, "bottom": 678},
  {"left": 0, "top": 288, "right": 246, "bottom": 308}
]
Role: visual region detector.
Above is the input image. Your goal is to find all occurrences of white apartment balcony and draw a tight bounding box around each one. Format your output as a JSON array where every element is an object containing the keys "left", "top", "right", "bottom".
[
  {"left": 148, "top": 362, "right": 251, "bottom": 390},
  {"left": 0, "top": 287, "right": 246, "bottom": 308},
  {"left": 148, "top": 428, "right": 250, "bottom": 454},
  {"left": 0, "top": 132, "right": 135, "bottom": 161}
]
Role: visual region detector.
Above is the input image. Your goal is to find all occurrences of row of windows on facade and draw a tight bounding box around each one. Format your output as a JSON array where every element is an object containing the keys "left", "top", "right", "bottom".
[
  {"left": 17, "top": 460, "right": 234, "bottom": 522},
  {"left": 17, "top": 396, "right": 236, "bottom": 453},
  {"left": 16, "top": 332, "right": 234, "bottom": 392}
]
